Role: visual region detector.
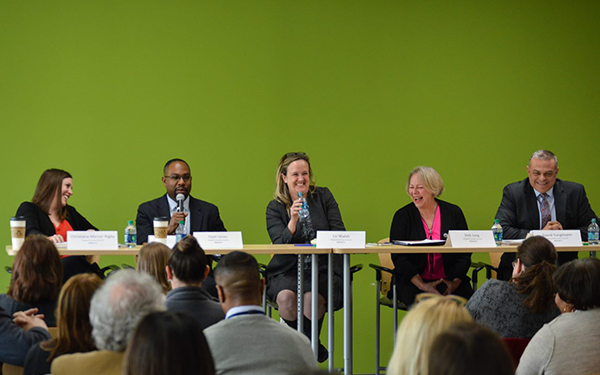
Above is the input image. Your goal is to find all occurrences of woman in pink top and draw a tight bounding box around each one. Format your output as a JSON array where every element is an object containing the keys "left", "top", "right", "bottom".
[{"left": 390, "top": 166, "right": 472, "bottom": 307}]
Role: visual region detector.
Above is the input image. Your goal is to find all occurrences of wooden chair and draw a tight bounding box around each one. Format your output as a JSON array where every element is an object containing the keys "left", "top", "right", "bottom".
[{"left": 1, "top": 327, "right": 59, "bottom": 375}]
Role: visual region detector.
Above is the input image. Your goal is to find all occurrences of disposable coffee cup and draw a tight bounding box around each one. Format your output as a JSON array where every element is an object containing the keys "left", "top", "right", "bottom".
[
  {"left": 10, "top": 216, "right": 26, "bottom": 251},
  {"left": 153, "top": 217, "right": 169, "bottom": 244}
]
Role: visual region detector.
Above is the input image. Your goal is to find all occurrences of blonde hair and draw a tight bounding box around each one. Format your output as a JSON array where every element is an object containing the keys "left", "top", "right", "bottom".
[
  {"left": 405, "top": 166, "right": 444, "bottom": 197},
  {"left": 137, "top": 242, "right": 171, "bottom": 294},
  {"left": 387, "top": 296, "right": 472, "bottom": 375},
  {"left": 274, "top": 152, "right": 316, "bottom": 208}
]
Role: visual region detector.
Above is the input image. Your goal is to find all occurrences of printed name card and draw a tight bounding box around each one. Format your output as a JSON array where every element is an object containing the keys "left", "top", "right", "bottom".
[
  {"left": 529, "top": 230, "right": 583, "bottom": 247},
  {"left": 194, "top": 232, "right": 243, "bottom": 249},
  {"left": 67, "top": 231, "right": 118, "bottom": 250},
  {"left": 316, "top": 231, "right": 366, "bottom": 249},
  {"left": 148, "top": 235, "right": 176, "bottom": 248},
  {"left": 447, "top": 231, "right": 497, "bottom": 248}
]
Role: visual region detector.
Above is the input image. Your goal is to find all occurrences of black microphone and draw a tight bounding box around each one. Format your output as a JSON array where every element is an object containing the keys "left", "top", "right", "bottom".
[{"left": 176, "top": 193, "right": 185, "bottom": 212}]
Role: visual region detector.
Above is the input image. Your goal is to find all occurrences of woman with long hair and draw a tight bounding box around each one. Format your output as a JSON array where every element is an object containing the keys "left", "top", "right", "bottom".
[
  {"left": 0, "top": 235, "right": 62, "bottom": 326},
  {"left": 137, "top": 242, "right": 171, "bottom": 294},
  {"left": 23, "top": 273, "right": 103, "bottom": 374},
  {"left": 466, "top": 236, "right": 559, "bottom": 338}
]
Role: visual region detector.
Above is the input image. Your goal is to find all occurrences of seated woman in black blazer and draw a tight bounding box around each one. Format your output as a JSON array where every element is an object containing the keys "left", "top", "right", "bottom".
[
  {"left": 16, "top": 168, "right": 100, "bottom": 282},
  {"left": 390, "top": 166, "right": 473, "bottom": 307}
]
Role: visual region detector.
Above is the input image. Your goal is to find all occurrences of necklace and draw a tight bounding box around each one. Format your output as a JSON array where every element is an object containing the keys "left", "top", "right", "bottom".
[{"left": 421, "top": 204, "right": 438, "bottom": 240}]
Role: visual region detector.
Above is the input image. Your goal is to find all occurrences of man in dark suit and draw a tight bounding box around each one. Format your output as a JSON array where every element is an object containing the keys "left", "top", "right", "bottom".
[
  {"left": 495, "top": 150, "right": 597, "bottom": 280},
  {"left": 136, "top": 158, "right": 226, "bottom": 244}
]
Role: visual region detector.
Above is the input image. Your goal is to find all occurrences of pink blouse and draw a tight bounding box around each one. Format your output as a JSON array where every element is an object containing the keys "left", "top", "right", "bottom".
[{"left": 420, "top": 206, "right": 446, "bottom": 280}]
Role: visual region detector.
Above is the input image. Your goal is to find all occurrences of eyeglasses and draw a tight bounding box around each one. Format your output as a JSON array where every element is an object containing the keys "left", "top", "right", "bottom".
[
  {"left": 164, "top": 175, "right": 192, "bottom": 182},
  {"left": 414, "top": 293, "right": 467, "bottom": 306}
]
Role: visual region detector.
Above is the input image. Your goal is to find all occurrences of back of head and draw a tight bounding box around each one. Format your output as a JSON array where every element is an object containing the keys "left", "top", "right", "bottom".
[
  {"left": 89, "top": 269, "right": 165, "bottom": 352},
  {"left": 32, "top": 168, "right": 72, "bottom": 216},
  {"left": 138, "top": 242, "right": 171, "bottom": 293},
  {"left": 124, "top": 311, "right": 215, "bottom": 375},
  {"left": 214, "top": 251, "right": 261, "bottom": 303},
  {"left": 427, "top": 322, "right": 515, "bottom": 375},
  {"left": 168, "top": 235, "right": 208, "bottom": 285},
  {"left": 8, "top": 235, "right": 63, "bottom": 304},
  {"left": 47, "top": 273, "right": 104, "bottom": 359},
  {"left": 514, "top": 236, "right": 558, "bottom": 313},
  {"left": 387, "top": 296, "right": 472, "bottom": 375},
  {"left": 554, "top": 257, "right": 600, "bottom": 311}
]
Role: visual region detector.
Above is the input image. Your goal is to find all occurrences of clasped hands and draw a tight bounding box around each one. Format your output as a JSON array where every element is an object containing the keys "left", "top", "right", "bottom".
[{"left": 13, "top": 308, "right": 48, "bottom": 331}]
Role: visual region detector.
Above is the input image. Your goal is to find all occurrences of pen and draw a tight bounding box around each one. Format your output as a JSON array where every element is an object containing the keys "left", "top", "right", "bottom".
[{"left": 294, "top": 244, "right": 315, "bottom": 247}]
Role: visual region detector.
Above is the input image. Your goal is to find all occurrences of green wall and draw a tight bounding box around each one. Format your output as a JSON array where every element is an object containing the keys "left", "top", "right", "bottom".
[{"left": 1, "top": 1, "right": 599, "bottom": 373}]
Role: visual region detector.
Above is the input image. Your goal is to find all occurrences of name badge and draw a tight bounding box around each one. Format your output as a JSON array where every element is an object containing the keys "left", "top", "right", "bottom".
[
  {"left": 194, "top": 232, "right": 243, "bottom": 249},
  {"left": 316, "top": 231, "right": 366, "bottom": 249},
  {"left": 67, "top": 231, "right": 118, "bottom": 250},
  {"left": 148, "top": 235, "right": 176, "bottom": 248},
  {"left": 529, "top": 230, "right": 583, "bottom": 247},
  {"left": 447, "top": 230, "right": 496, "bottom": 248}
]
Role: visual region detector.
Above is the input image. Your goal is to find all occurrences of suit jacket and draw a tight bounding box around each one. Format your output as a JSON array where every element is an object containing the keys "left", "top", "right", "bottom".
[
  {"left": 136, "top": 194, "right": 226, "bottom": 244},
  {"left": 165, "top": 286, "right": 225, "bottom": 329},
  {"left": 0, "top": 306, "right": 51, "bottom": 367},
  {"left": 390, "top": 199, "right": 471, "bottom": 284},
  {"left": 51, "top": 350, "right": 124, "bottom": 375},
  {"left": 495, "top": 178, "right": 597, "bottom": 240},
  {"left": 265, "top": 186, "right": 345, "bottom": 277},
  {"left": 16, "top": 202, "right": 97, "bottom": 237}
]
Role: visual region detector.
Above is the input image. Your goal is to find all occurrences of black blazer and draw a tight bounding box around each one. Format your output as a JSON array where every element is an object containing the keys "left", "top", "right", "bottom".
[
  {"left": 495, "top": 178, "right": 597, "bottom": 240},
  {"left": 266, "top": 186, "right": 345, "bottom": 277},
  {"left": 16, "top": 202, "right": 97, "bottom": 237},
  {"left": 136, "top": 194, "right": 226, "bottom": 244},
  {"left": 390, "top": 199, "right": 471, "bottom": 284}
]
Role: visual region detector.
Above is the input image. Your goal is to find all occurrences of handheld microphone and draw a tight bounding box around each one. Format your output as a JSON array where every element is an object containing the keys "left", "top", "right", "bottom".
[{"left": 176, "top": 193, "right": 185, "bottom": 212}]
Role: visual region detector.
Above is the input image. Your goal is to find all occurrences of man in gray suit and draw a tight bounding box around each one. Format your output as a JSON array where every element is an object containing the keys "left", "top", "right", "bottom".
[
  {"left": 204, "top": 251, "right": 317, "bottom": 375},
  {"left": 495, "top": 150, "right": 597, "bottom": 280}
]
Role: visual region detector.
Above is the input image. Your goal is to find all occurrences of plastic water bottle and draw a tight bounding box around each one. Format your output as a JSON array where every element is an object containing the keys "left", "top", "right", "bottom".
[
  {"left": 176, "top": 220, "right": 187, "bottom": 243},
  {"left": 588, "top": 218, "right": 600, "bottom": 245},
  {"left": 125, "top": 220, "right": 137, "bottom": 248},
  {"left": 491, "top": 219, "right": 503, "bottom": 246},
  {"left": 297, "top": 192, "right": 315, "bottom": 241}
]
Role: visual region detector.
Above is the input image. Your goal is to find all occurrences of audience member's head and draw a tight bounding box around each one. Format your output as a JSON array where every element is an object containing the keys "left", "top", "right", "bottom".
[
  {"left": 123, "top": 311, "right": 215, "bottom": 375},
  {"left": 8, "top": 235, "right": 62, "bottom": 304},
  {"left": 138, "top": 242, "right": 171, "bottom": 293},
  {"left": 42, "top": 273, "right": 104, "bottom": 359},
  {"left": 511, "top": 236, "right": 558, "bottom": 313},
  {"left": 553, "top": 257, "right": 600, "bottom": 313},
  {"left": 89, "top": 269, "right": 165, "bottom": 352},
  {"left": 167, "top": 235, "right": 209, "bottom": 287},
  {"left": 427, "top": 322, "right": 515, "bottom": 375},
  {"left": 214, "top": 251, "right": 263, "bottom": 311},
  {"left": 387, "top": 295, "right": 472, "bottom": 375}
]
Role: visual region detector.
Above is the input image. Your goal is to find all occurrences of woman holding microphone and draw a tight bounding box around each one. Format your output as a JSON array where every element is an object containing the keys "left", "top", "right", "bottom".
[{"left": 265, "top": 152, "right": 344, "bottom": 362}]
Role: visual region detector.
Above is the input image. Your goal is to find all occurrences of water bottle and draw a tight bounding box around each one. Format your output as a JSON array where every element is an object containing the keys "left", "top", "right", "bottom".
[
  {"left": 588, "top": 218, "right": 600, "bottom": 245},
  {"left": 124, "top": 220, "right": 137, "bottom": 248},
  {"left": 297, "top": 192, "right": 315, "bottom": 242},
  {"left": 176, "top": 220, "right": 187, "bottom": 243},
  {"left": 491, "top": 219, "right": 503, "bottom": 246}
]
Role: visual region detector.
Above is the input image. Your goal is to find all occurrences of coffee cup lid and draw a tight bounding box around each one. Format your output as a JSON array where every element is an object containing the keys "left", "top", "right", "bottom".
[
  {"left": 11, "top": 216, "right": 26, "bottom": 221},
  {"left": 153, "top": 216, "right": 169, "bottom": 221}
]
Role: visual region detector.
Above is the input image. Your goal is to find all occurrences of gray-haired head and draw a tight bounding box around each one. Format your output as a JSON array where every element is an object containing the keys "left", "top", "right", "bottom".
[
  {"left": 529, "top": 150, "right": 558, "bottom": 168},
  {"left": 89, "top": 269, "right": 165, "bottom": 352}
]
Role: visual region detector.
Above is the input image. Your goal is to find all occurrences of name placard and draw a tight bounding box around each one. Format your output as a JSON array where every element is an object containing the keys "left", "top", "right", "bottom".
[
  {"left": 448, "top": 230, "right": 497, "bottom": 248},
  {"left": 529, "top": 230, "right": 583, "bottom": 247},
  {"left": 67, "top": 231, "right": 118, "bottom": 250},
  {"left": 194, "top": 232, "right": 243, "bottom": 249},
  {"left": 316, "top": 231, "right": 366, "bottom": 249},
  {"left": 148, "top": 235, "right": 176, "bottom": 248}
]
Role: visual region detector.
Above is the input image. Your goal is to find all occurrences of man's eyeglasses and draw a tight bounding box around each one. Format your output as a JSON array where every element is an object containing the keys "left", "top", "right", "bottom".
[{"left": 164, "top": 175, "right": 192, "bottom": 182}]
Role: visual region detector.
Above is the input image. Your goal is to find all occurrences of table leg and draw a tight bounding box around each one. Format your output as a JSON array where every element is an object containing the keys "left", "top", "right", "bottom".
[
  {"left": 298, "top": 254, "right": 304, "bottom": 334},
  {"left": 328, "top": 253, "right": 334, "bottom": 372},
  {"left": 343, "top": 253, "right": 352, "bottom": 375},
  {"left": 312, "top": 254, "right": 319, "bottom": 356}
]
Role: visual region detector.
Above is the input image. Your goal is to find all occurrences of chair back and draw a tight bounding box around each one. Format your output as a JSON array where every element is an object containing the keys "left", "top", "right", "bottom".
[
  {"left": 489, "top": 252, "right": 503, "bottom": 278},
  {"left": 503, "top": 337, "right": 530, "bottom": 367},
  {"left": 377, "top": 238, "right": 393, "bottom": 295}
]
